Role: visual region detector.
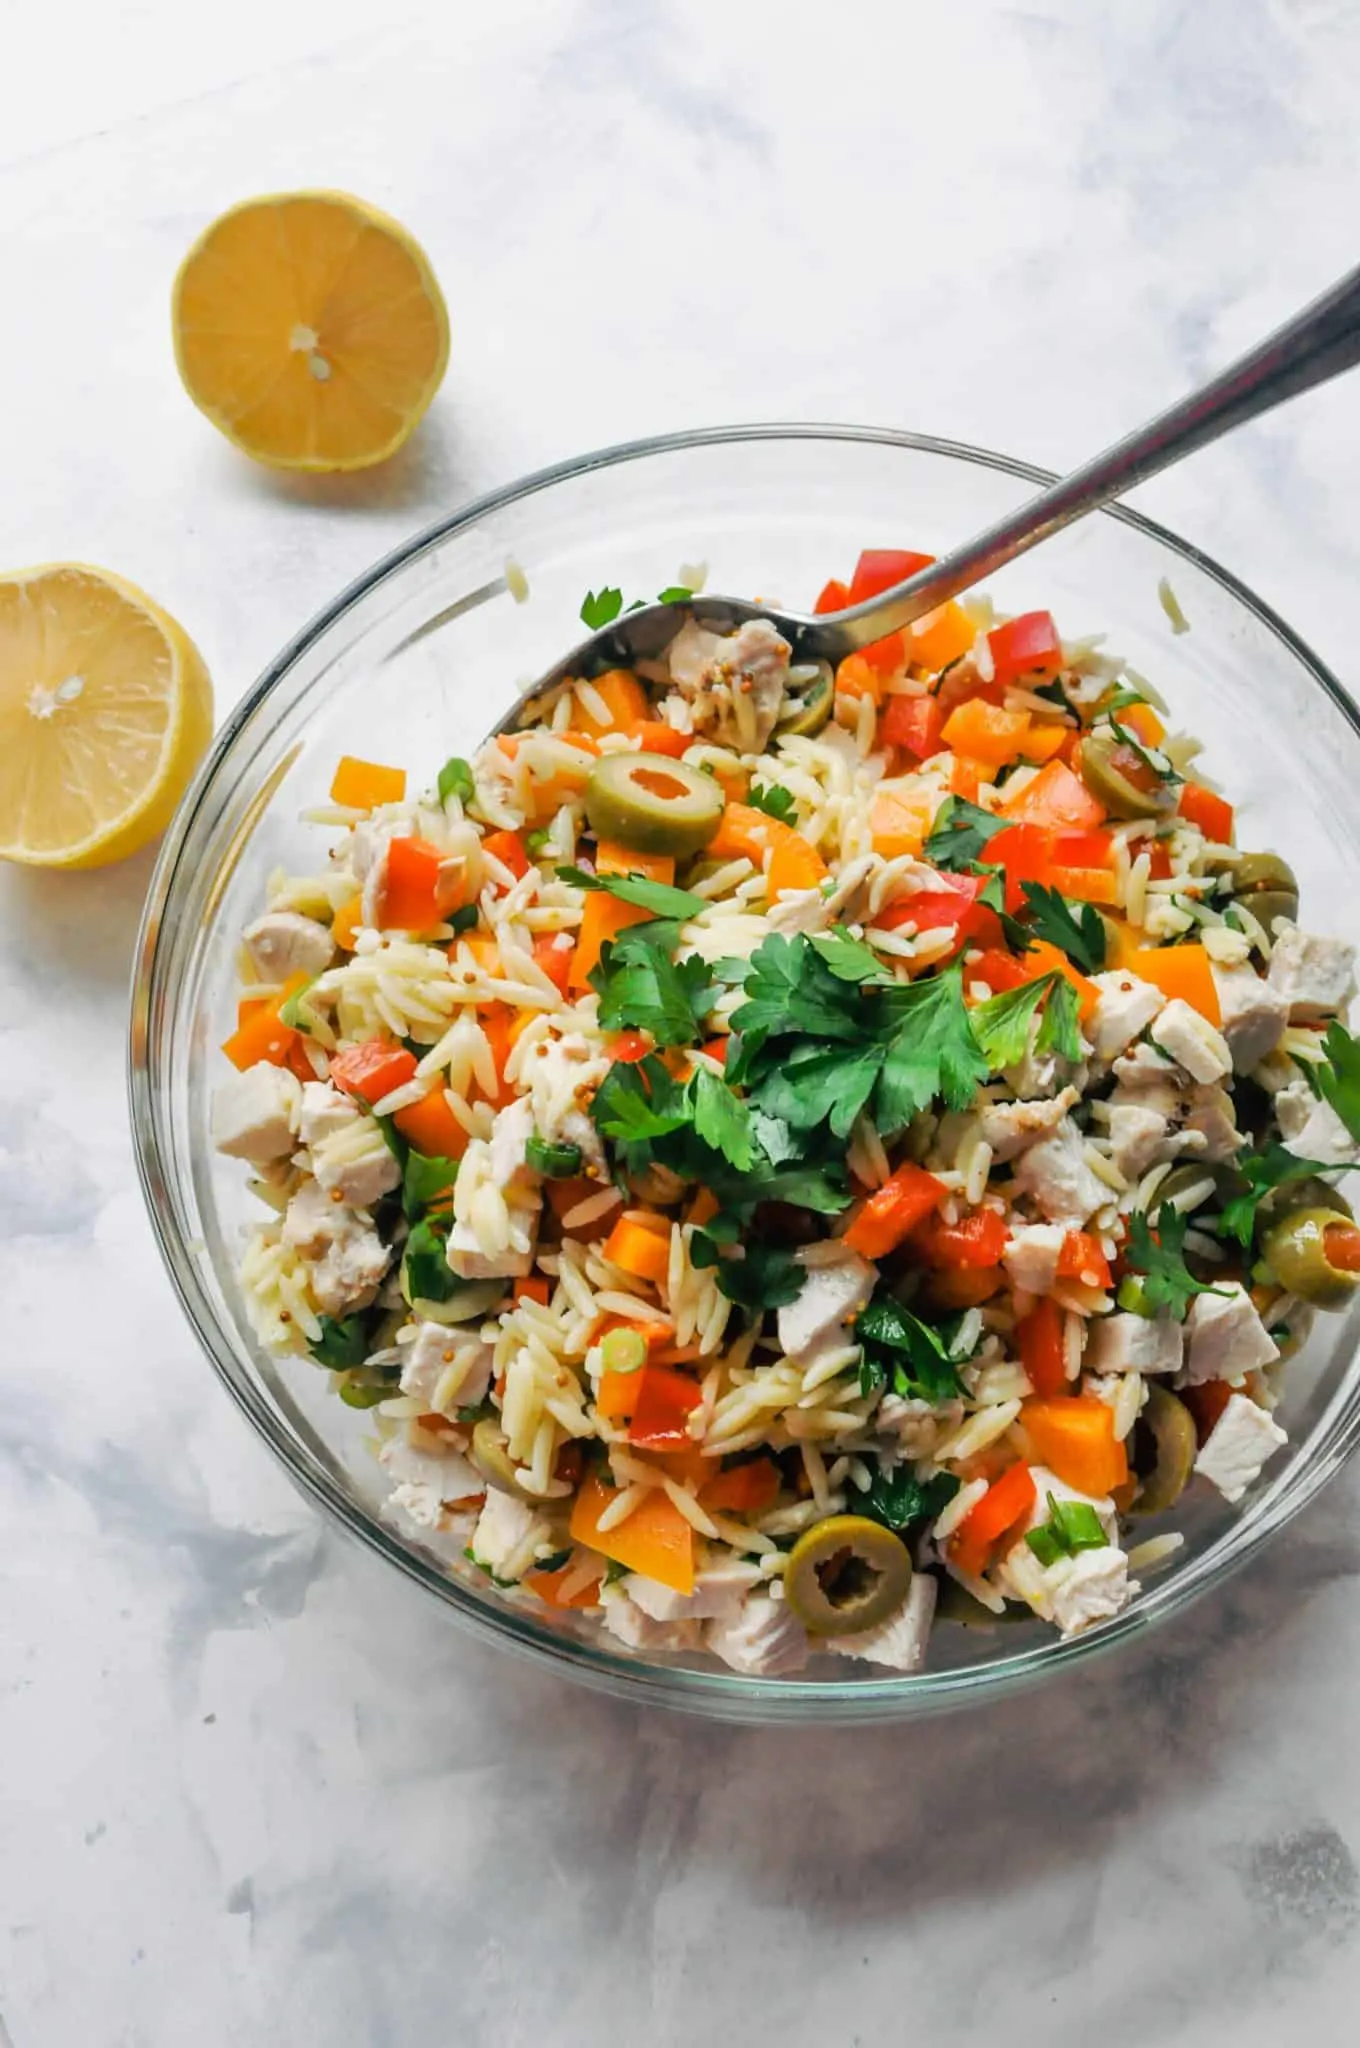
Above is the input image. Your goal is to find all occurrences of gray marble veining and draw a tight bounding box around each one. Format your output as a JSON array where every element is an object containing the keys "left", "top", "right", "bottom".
[{"left": 5, "top": 2, "right": 1360, "bottom": 2042}]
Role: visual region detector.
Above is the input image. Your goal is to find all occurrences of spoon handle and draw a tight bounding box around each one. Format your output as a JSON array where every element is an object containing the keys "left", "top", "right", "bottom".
[{"left": 833, "top": 263, "right": 1360, "bottom": 650}]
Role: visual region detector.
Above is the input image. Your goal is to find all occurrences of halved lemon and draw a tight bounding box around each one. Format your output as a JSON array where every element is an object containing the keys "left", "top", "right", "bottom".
[
  {"left": 172, "top": 190, "right": 450, "bottom": 472},
  {"left": 0, "top": 564, "right": 212, "bottom": 868}
]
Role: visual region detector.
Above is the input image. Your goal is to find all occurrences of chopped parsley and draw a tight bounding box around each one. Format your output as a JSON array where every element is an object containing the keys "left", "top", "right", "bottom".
[
  {"left": 1019, "top": 882, "right": 1107, "bottom": 975},
  {"left": 855, "top": 1295, "right": 972, "bottom": 1404},
  {"left": 747, "top": 782, "right": 798, "bottom": 825},
  {"left": 971, "top": 971, "right": 1080, "bottom": 1072},
  {"left": 402, "top": 1148, "right": 459, "bottom": 1220},
  {"left": 924, "top": 796, "right": 1008, "bottom": 873},
  {"left": 1315, "top": 1020, "right": 1360, "bottom": 1142},
  {"left": 690, "top": 1233, "right": 805, "bottom": 1310},
  {"left": 1217, "top": 1143, "right": 1335, "bottom": 1249},
  {"left": 848, "top": 1463, "right": 961, "bottom": 1534},
  {"left": 402, "top": 1215, "right": 461, "bottom": 1303},
  {"left": 308, "top": 1314, "right": 372, "bottom": 1370},
  {"left": 1123, "top": 1204, "right": 1229, "bottom": 1321},
  {"left": 580, "top": 584, "right": 692, "bottom": 629},
  {"left": 557, "top": 865, "right": 708, "bottom": 921},
  {"left": 590, "top": 921, "right": 714, "bottom": 1047}
]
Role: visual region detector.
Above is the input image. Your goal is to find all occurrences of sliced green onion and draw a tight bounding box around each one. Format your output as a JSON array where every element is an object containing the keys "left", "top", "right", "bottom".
[
  {"left": 601, "top": 1327, "right": 647, "bottom": 1375},
  {"left": 437, "top": 756, "right": 475, "bottom": 805},
  {"left": 524, "top": 827, "right": 552, "bottom": 858},
  {"left": 1025, "top": 1524, "right": 1065, "bottom": 1568},
  {"left": 278, "top": 975, "right": 319, "bottom": 1031},
  {"left": 1051, "top": 1498, "right": 1107, "bottom": 1552},
  {"left": 337, "top": 1376, "right": 390, "bottom": 1409},
  {"left": 447, "top": 904, "right": 479, "bottom": 935},
  {"left": 1117, "top": 1274, "right": 1152, "bottom": 1316},
  {"left": 526, "top": 1134, "right": 583, "bottom": 1179}
]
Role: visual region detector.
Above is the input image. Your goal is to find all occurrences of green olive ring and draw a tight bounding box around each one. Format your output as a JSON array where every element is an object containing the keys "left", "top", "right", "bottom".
[
  {"left": 776, "top": 669, "right": 833, "bottom": 739},
  {"left": 1261, "top": 1206, "right": 1360, "bottom": 1311},
  {"left": 1211, "top": 848, "right": 1300, "bottom": 934},
  {"left": 585, "top": 752, "right": 725, "bottom": 857},
  {"left": 1129, "top": 1385, "right": 1198, "bottom": 1516},
  {"left": 470, "top": 1418, "right": 540, "bottom": 1500},
  {"left": 1253, "top": 1175, "right": 1352, "bottom": 1241},
  {"left": 784, "top": 1514, "right": 913, "bottom": 1636},
  {"left": 1077, "top": 727, "right": 1178, "bottom": 821}
]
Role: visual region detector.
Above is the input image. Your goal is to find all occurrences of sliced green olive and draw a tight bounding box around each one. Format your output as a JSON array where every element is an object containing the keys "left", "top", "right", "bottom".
[
  {"left": 1077, "top": 727, "right": 1177, "bottom": 821},
  {"left": 470, "top": 1419, "right": 538, "bottom": 1500},
  {"left": 784, "top": 1514, "right": 912, "bottom": 1636},
  {"left": 1261, "top": 1206, "right": 1360, "bottom": 1310},
  {"left": 1154, "top": 1162, "right": 1219, "bottom": 1212},
  {"left": 1212, "top": 849, "right": 1300, "bottom": 933},
  {"left": 776, "top": 670, "right": 833, "bottom": 738},
  {"left": 1130, "top": 1385, "right": 1198, "bottom": 1515},
  {"left": 1254, "top": 1175, "right": 1352, "bottom": 1240},
  {"left": 585, "top": 751, "right": 724, "bottom": 858},
  {"left": 933, "top": 1576, "right": 1029, "bottom": 1627}
]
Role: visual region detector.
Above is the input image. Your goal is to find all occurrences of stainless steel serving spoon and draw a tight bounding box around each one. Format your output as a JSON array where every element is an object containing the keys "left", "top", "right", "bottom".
[{"left": 513, "top": 263, "right": 1360, "bottom": 706}]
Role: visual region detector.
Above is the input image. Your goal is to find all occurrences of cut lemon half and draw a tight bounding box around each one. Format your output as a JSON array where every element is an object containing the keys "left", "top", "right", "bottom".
[
  {"left": 172, "top": 190, "right": 450, "bottom": 472},
  {"left": 0, "top": 564, "right": 212, "bottom": 869}
]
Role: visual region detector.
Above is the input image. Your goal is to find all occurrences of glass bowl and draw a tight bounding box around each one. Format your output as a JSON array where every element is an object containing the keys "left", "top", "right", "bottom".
[{"left": 130, "top": 424, "right": 1360, "bottom": 1723}]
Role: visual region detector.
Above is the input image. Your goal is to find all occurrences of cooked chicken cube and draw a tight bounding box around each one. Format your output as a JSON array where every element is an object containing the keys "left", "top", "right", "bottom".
[
  {"left": 281, "top": 1180, "right": 390, "bottom": 1316},
  {"left": 1084, "top": 1310, "right": 1183, "bottom": 1377},
  {"left": 829, "top": 1572, "right": 937, "bottom": 1672},
  {"left": 1002, "top": 1222, "right": 1066, "bottom": 1296},
  {"left": 978, "top": 1088, "right": 1078, "bottom": 1162},
  {"left": 601, "top": 1591, "right": 701, "bottom": 1653},
  {"left": 1021, "top": 1465, "right": 1119, "bottom": 1543},
  {"left": 310, "top": 1118, "right": 402, "bottom": 1210},
  {"left": 705, "top": 1592, "right": 809, "bottom": 1676},
  {"left": 666, "top": 616, "right": 792, "bottom": 752},
  {"left": 379, "top": 1436, "right": 484, "bottom": 1529},
  {"left": 777, "top": 1241, "right": 876, "bottom": 1361},
  {"left": 1181, "top": 1282, "right": 1278, "bottom": 1385},
  {"left": 1274, "top": 1079, "right": 1360, "bottom": 1166},
  {"left": 1049, "top": 1546, "right": 1136, "bottom": 1638},
  {"left": 446, "top": 1219, "right": 536, "bottom": 1281},
  {"left": 1267, "top": 925, "right": 1357, "bottom": 1020},
  {"left": 1211, "top": 962, "right": 1288, "bottom": 1073},
  {"left": 399, "top": 1323, "right": 494, "bottom": 1409},
  {"left": 626, "top": 1557, "right": 762, "bottom": 1624},
  {"left": 488, "top": 1098, "right": 536, "bottom": 1186},
  {"left": 1149, "top": 998, "right": 1233, "bottom": 1085},
  {"left": 1087, "top": 971, "right": 1165, "bottom": 1062},
  {"left": 212, "top": 1061, "right": 301, "bottom": 1164},
  {"left": 1193, "top": 1392, "right": 1288, "bottom": 1503},
  {"left": 297, "top": 1080, "right": 360, "bottom": 1150},
  {"left": 1180, "top": 1084, "right": 1242, "bottom": 1163},
  {"left": 1108, "top": 1102, "right": 1172, "bottom": 1181},
  {"left": 242, "top": 909, "right": 335, "bottom": 983},
  {"left": 469, "top": 1490, "right": 555, "bottom": 1582},
  {"left": 1012, "top": 1119, "right": 1110, "bottom": 1226}
]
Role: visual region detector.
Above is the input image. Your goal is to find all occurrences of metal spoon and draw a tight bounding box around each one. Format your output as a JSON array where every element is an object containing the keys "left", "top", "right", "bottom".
[{"left": 511, "top": 263, "right": 1360, "bottom": 708}]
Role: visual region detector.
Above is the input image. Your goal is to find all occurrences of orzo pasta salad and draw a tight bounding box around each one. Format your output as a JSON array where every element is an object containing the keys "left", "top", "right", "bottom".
[{"left": 213, "top": 551, "right": 1360, "bottom": 1673}]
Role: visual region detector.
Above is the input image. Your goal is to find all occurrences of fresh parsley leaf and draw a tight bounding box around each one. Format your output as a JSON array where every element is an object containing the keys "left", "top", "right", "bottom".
[
  {"left": 1020, "top": 883, "right": 1107, "bottom": 974},
  {"left": 580, "top": 586, "right": 624, "bottom": 630},
  {"left": 971, "top": 975, "right": 1055, "bottom": 1071},
  {"left": 975, "top": 869, "right": 1035, "bottom": 953},
  {"left": 1036, "top": 972, "right": 1082, "bottom": 1062},
  {"left": 590, "top": 924, "right": 713, "bottom": 1047},
  {"left": 688, "top": 1066, "right": 754, "bottom": 1172},
  {"left": 748, "top": 782, "right": 798, "bottom": 825},
  {"left": 848, "top": 1463, "right": 961, "bottom": 1533},
  {"left": 855, "top": 1296, "right": 966, "bottom": 1404},
  {"left": 729, "top": 932, "right": 869, "bottom": 1052},
  {"left": 692, "top": 1233, "right": 805, "bottom": 1310},
  {"left": 747, "top": 1037, "right": 884, "bottom": 1140},
  {"left": 590, "top": 1057, "right": 688, "bottom": 1170},
  {"left": 1125, "top": 1204, "right": 1229, "bottom": 1321},
  {"left": 656, "top": 584, "right": 694, "bottom": 604},
  {"left": 924, "top": 796, "right": 1007, "bottom": 872},
  {"left": 1316, "top": 1021, "right": 1360, "bottom": 1142},
  {"left": 308, "top": 1314, "right": 372, "bottom": 1370},
  {"left": 873, "top": 962, "right": 989, "bottom": 1134},
  {"left": 402, "top": 1149, "right": 459, "bottom": 1220},
  {"left": 1103, "top": 686, "right": 1147, "bottom": 713},
  {"left": 402, "top": 1216, "right": 461, "bottom": 1304},
  {"left": 557, "top": 864, "right": 708, "bottom": 921},
  {"left": 1217, "top": 1143, "right": 1335, "bottom": 1249},
  {"left": 436, "top": 756, "right": 475, "bottom": 805},
  {"left": 807, "top": 927, "right": 896, "bottom": 985},
  {"left": 447, "top": 904, "right": 479, "bottom": 935}
]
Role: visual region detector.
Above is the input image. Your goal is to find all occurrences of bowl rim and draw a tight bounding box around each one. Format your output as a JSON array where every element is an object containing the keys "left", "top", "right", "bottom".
[{"left": 129, "top": 420, "right": 1360, "bottom": 1721}]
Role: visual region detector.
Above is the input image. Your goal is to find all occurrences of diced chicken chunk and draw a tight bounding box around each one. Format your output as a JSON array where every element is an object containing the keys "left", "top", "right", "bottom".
[
  {"left": 212, "top": 1061, "right": 301, "bottom": 1164},
  {"left": 379, "top": 1435, "right": 484, "bottom": 1530},
  {"left": 1193, "top": 1392, "right": 1288, "bottom": 1504},
  {"left": 1087, "top": 971, "right": 1165, "bottom": 1061},
  {"left": 978, "top": 1087, "right": 1077, "bottom": 1162},
  {"left": 1049, "top": 1546, "right": 1136, "bottom": 1638},
  {"left": 829, "top": 1571, "right": 937, "bottom": 1672},
  {"left": 446, "top": 1222, "right": 536, "bottom": 1281},
  {"left": 777, "top": 1241, "right": 875, "bottom": 1361},
  {"left": 1011, "top": 1119, "right": 1109, "bottom": 1226},
  {"left": 488, "top": 1098, "right": 536, "bottom": 1186},
  {"left": 1275, "top": 1080, "right": 1360, "bottom": 1167},
  {"left": 666, "top": 615, "right": 792, "bottom": 752},
  {"left": 600, "top": 1591, "right": 700, "bottom": 1653},
  {"left": 1084, "top": 1310, "right": 1183, "bottom": 1377},
  {"left": 282, "top": 1179, "right": 390, "bottom": 1316},
  {"left": 1267, "top": 925, "right": 1357, "bottom": 1020},
  {"left": 1181, "top": 1282, "right": 1279, "bottom": 1385},
  {"left": 626, "top": 1556, "right": 762, "bottom": 1624},
  {"left": 1211, "top": 962, "right": 1288, "bottom": 1072},
  {"left": 470, "top": 1490, "right": 555, "bottom": 1582},
  {"left": 297, "top": 1080, "right": 360, "bottom": 1149},
  {"left": 524, "top": 1031, "right": 612, "bottom": 1165},
  {"left": 705, "top": 1592, "right": 809, "bottom": 1676},
  {"left": 242, "top": 909, "right": 335, "bottom": 983},
  {"left": 1149, "top": 999, "right": 1232, "bottom": 1085},
  {"left": 1002, "top": 1222, "right": 1066, "bottom": 1296},
  {"left": 310, "top": 1120, "right": 402, "bottom": 1210},
  {"left": 1108, "top": 1102, "right": 1171, "bottom": 1181},
  {"left": 1180, "top": 1084, "right": 1242, "bottom": 1163},
  {"left": 399, "top": 1323, "right": 494, "bottom": 1409}
]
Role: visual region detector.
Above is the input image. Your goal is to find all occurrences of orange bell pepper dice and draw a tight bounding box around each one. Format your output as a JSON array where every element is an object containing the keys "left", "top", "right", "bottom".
[
  {"left": 841, "top": 1162, "right": 946, "bottom": 1260},
  {"left": 330, "top": 1038, "right": 419, "bottom": 1105},
  {"left": 569, "top": 1475, "right": 695, "bottom": 1594},
  {"left": 220, "top": 971, "right": 312, "bottom": 1071},
  {"left": 1016, "top": 1296, "right": 1067, "bottom": 1397},
  {"left": 949, "top": 1461, "right": 1037, "bottom": 1578},
  {"left": 999, "top": 759, "right": 1106, "bottom": 831},
  {"left": 330, "top": 756, "right": 406, "bottom": 809},
  {"left": 392, "top": 1086, "right": 470, "bottom": 1160},
  {"left": 1021, "top": 1396, "right": 1128, "bottom": 1496}
]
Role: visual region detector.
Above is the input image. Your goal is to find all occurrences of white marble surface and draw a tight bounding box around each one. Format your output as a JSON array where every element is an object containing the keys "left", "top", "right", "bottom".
[{"left": 6, "top": 3, "right": 1360, "bottom": 2042}]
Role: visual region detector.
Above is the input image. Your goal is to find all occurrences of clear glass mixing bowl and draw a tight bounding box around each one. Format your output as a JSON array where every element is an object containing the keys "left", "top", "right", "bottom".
[{"left": 130, "top": 425, "right": 1360, "bottom": 1722}]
